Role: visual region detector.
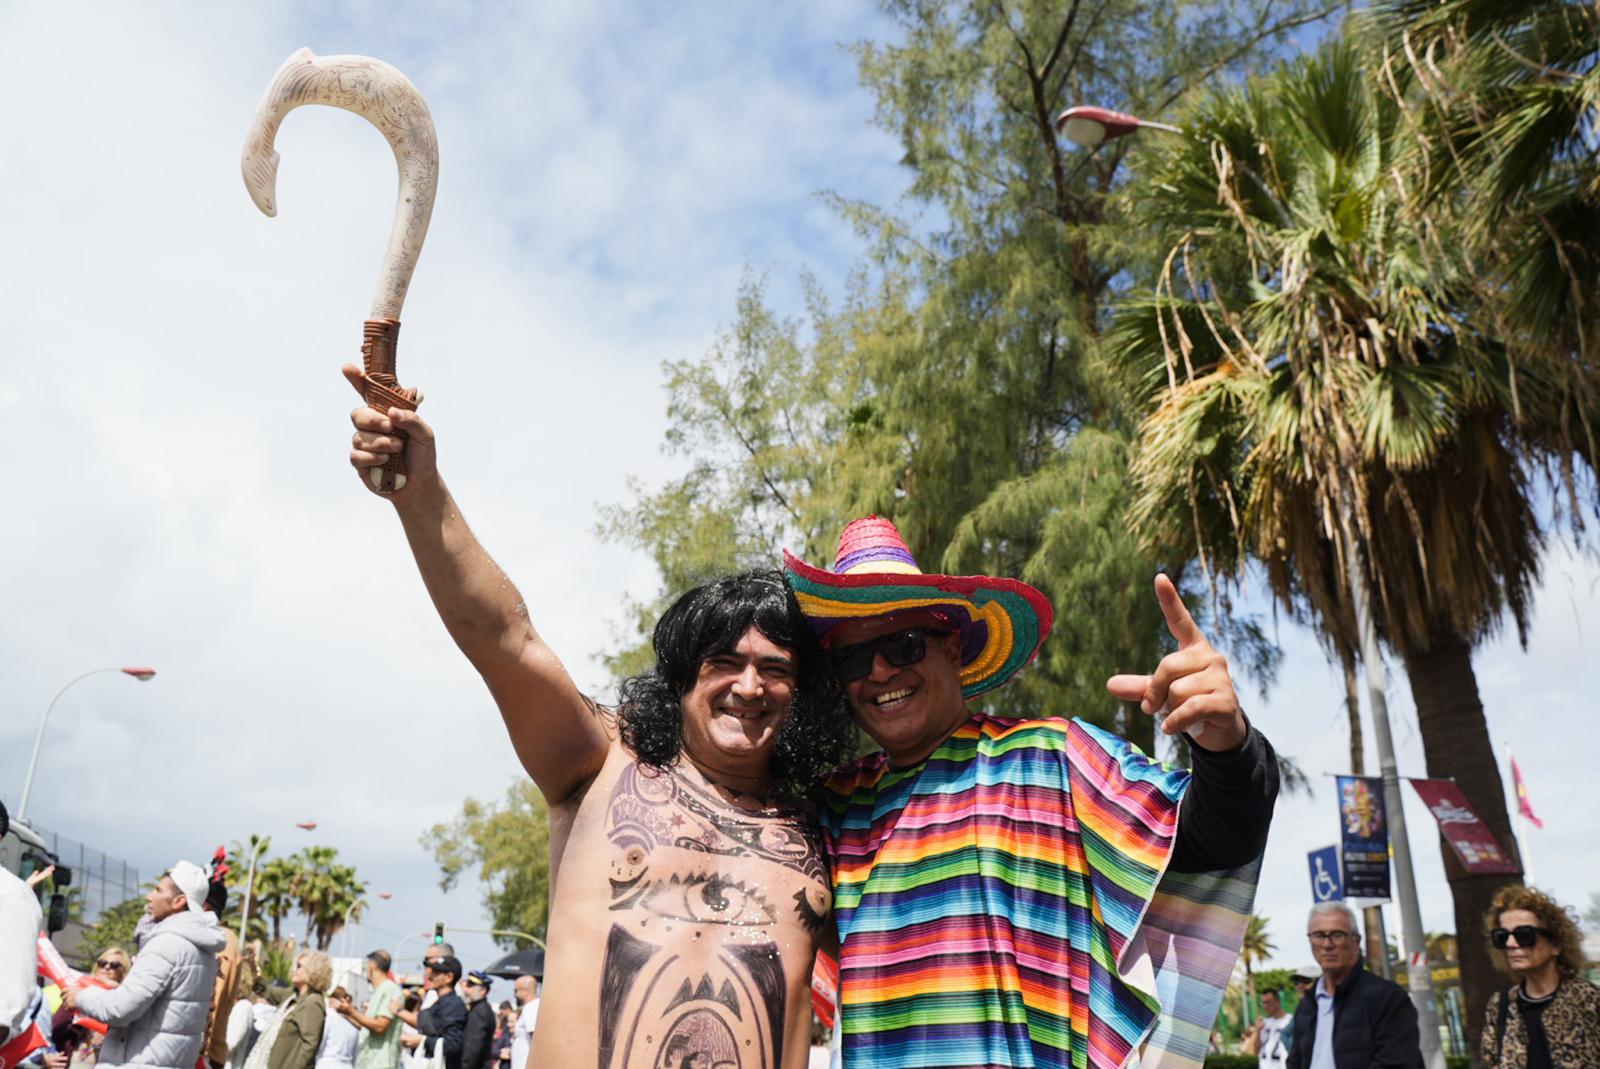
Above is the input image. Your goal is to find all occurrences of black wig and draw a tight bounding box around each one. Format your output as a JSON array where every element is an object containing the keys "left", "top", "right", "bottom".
[{"left": 616, "top": 569, "right": 855, "bottom": 800}]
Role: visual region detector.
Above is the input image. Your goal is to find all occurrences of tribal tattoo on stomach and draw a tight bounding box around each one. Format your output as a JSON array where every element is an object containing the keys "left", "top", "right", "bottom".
[{"left": 598, "top": 763, "right": 831, "bottom": 1069}]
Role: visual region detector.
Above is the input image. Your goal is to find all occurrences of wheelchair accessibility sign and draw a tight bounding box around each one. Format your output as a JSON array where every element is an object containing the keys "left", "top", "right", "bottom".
[{"left": 1308, "top": 845, "right": 1343, "bottom": 902}]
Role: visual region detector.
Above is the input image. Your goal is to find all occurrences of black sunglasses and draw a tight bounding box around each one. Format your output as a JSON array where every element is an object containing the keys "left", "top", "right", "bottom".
[
  {"left": 1491, "top": 925, "right": 1552, "bottom": 949},
  {"left": 831, "top": 627, "right": 948, "bottom": 683},
  {"left": 94, "top": 959, "right": 126, "bottom": 972}
]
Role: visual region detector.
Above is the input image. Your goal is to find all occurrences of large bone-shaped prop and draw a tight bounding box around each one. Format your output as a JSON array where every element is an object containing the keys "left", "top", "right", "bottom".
[{"left": 242, "top": 48, "right": 438, "bottom": 494}]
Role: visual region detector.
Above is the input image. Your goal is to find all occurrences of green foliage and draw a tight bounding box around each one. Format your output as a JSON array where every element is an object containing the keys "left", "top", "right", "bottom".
[
  {"left": 598, "top": 272, "right": 864, "bottom": 679},
  {"left": 1203, "top": 1057, "right": 1258, "bottom": 1069},
  {"left": 74, "top": 891, "right": 148, "bottom": 963},
  {"left": 1252, "top": 967, "right": 1300, "bottom": 1012},
  {"left": 421, "top": 780, "right": 551, "bottom": 947},
  {"left": 1111, "top": 37, "right": 1549, "bottom": 662},
  {"left": 1378, "top": 0, "right": 1600, "bottom": 468},
  {"left": 1585, "top": 890, "right": 1600, "bottom": 932},
  {"left": 258, "top": 940, "right": 294, "bottom": 985}
]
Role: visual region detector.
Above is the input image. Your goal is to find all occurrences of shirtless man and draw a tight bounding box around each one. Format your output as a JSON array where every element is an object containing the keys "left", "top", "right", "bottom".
[{"left": 343, "top": 367, "right": 855, "bottom": 1069}]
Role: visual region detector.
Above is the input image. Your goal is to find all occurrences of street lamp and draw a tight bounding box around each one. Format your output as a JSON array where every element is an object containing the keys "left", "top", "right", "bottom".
[
  {"left": 236, "top": 822, "right": 316, "bottom": 947},
  {"left": 17, "top": 667, "right": 156, "bottom": 823},
  {"left": 1053, "top": 105, "right": 1181, "bottom": 149},
  {"left": 339, "top": 892, "right": 392, "bottom": 958}
]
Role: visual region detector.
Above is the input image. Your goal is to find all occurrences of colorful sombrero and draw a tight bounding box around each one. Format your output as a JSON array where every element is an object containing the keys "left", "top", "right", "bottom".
[{"left": 782, "top": 516, "right": 1054, "bottom": 699}]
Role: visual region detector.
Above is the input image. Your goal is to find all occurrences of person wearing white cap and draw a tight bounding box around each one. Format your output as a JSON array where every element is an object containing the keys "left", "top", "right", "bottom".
[{"left": 65, "top": 860, "right": 229, "bottom": 1069}]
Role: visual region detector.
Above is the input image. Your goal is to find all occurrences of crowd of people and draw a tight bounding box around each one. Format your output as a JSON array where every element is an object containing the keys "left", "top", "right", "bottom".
[{"left": 0, "top": 808, "right": 543, "bottom": 1069}]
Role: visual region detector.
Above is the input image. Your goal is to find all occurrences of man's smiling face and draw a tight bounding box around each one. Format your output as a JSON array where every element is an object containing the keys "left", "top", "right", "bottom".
[
  {"left": 678, "top": 625, "right": 798, "bottom": 777},
  {"left": 829, "top": 611, "right": 969, "bottom": 766}
]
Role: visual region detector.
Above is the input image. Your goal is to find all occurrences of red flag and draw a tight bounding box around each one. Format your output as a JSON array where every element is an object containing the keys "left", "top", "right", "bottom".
[{"left": 1512, "top": 757, "right": 1544, "bottom": 829}]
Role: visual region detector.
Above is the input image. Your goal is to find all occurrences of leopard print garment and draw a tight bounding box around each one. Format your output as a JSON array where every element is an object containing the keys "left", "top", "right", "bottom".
[{"left": 1478, "top": 978, "right": 1600, "bottom": 1069}]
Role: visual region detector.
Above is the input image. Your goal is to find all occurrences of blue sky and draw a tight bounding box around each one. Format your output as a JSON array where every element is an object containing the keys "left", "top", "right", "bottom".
[{"left": 1, "top": 1, "right": 1595, "bottom": 982}]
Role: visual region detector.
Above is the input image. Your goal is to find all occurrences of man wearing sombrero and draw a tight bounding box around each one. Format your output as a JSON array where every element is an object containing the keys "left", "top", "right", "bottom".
[{"left": 785, "top": 517, "right": 1278, "bottom": 1069}]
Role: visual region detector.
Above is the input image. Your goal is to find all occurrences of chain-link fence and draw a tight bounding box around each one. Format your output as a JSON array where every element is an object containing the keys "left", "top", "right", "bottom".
[{"left": 29, "top": 823, "right": 141, "bottom": 925}]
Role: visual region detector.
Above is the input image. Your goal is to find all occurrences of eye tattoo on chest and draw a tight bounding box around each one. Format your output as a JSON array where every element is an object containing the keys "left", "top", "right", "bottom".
[{"left": 595, "top": 763, "right": 831, "bottom": 1068}]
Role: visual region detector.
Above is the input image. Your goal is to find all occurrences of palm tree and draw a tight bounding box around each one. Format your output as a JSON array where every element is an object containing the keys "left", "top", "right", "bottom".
[
  {"left": 287, "top": 846, "right": 367, "bottom": 950},
  {"left": 1381, "top": 0, "right": 1600, "bottom": 426},
  {"left": 1239, "top": 914, "right": 1276, "bottom": 1026},
  {"left": 224, "top": 839, "right": 299, "bottom": 946},
  {"left": 1107, "top": 37, "right": 1592, "bottom": 1041}
]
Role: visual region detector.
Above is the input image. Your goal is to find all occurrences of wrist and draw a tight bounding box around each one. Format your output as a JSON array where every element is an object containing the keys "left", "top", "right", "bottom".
[
  {"left": 392, "top": 473, "right": 447, "bottom": 516},
  {"left": 1190, "top": 710, "right": 1249, "bottom": 754}
]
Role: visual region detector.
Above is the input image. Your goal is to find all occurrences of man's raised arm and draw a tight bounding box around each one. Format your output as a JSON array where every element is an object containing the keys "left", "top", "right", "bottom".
[{"left": 344, "top": 366, "right": 610, "bottom": 803}]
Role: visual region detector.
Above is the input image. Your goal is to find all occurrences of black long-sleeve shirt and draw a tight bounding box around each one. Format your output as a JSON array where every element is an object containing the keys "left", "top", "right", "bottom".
[
  {"left": 416, "top": 992, "right": 466, "bottom": 1069},
  {"left": 1171, "top": 722, "right": 1279, "bottom": 872}
]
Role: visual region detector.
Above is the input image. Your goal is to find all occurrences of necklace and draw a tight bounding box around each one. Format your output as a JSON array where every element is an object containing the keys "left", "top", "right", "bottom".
[{"left": 694, "top": 768, "right": 780, "bottom": 811}]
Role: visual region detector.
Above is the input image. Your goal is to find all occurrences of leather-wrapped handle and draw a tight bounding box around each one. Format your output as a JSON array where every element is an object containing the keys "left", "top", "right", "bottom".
[{"left": 360, "top": 317, "right": 419, "bottom": 494}]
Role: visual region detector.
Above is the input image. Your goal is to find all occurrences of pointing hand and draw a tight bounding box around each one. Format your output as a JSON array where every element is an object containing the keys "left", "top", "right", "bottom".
[{"left": 1105, "top": 574, "right": 1247, "bottom": 751}]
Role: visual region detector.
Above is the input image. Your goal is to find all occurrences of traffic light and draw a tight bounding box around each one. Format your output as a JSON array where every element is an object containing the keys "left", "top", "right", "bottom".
[{"left": 432, "top": 922, "right": 445, "bottom": 945}]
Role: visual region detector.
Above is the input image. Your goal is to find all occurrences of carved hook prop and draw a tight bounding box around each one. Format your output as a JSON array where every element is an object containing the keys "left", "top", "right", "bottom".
[{"left": 242, "top": 47, "right": 439, "bottom": 493}]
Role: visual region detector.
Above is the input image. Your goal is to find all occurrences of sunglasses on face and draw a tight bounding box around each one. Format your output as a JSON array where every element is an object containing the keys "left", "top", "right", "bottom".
[
  {"left": 831, "top": 628, "right": 949, "bottom": 683},
  {"left": 1491, "top": 925, "right": 1552, "bottom": 949},
  {"left": 94, "top": 959, "right": 126, "bottom": 973},
  {"left": 1307, "top": 930, "right": 1356, "bottom": 944}
]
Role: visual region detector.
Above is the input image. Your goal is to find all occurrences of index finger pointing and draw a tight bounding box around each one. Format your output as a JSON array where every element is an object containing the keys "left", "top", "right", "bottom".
[{"left": 1154, "top": 573, "right": 1205, "bottom": 648}]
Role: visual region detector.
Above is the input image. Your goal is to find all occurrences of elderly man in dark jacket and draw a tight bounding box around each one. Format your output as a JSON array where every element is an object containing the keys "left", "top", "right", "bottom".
[{"left": 1287, "top": 903, "right": 1421, "bottom": 1069}]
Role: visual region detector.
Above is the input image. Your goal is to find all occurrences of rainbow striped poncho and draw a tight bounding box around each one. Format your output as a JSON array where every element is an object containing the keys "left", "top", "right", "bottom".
[{"left": 819, "top": 715, "right": 1261, "bottom": 1069}]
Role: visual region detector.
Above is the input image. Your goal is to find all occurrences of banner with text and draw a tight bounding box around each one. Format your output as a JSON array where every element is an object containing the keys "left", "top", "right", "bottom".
[
  {"left": 1407, "top": 778, "right": 1520, "bottom": 875},
  {"left": 1337, "top": 775, "right": 1391, "bottom": 899}
]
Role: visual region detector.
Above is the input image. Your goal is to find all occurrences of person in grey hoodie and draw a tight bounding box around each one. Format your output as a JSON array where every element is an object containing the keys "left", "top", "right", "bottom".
[{"left": 66, "top": 861, "right": 227, "bottom": 1069}]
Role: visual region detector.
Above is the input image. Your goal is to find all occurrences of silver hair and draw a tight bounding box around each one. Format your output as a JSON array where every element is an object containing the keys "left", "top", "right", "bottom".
[{"left": 1307, "top": 901, "right": 1361, "bottom": 935}]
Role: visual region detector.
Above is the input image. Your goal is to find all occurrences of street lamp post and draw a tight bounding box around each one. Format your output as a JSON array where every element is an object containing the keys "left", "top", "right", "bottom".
[
  {"left": 1057, "top": 101, "right": 1447, "bottom": 1069},
  {"left": 236, "top": 822, "right": 316, "bottom": 947},
  {"left": 339, "top": 893, "right": 390, "bottom": 958},
  {"left": 1340, "top": 512, "right": 1447, "bottom": 1069},
  {"left": 17, "top": 667, "right": 156, "bottom": 824}
]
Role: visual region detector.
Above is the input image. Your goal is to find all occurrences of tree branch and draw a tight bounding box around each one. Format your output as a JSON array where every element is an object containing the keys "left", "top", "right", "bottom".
[
  {"left": 1154, "top": 2, "right": 1348, "bottom": 115},
  {"left": 1037, "top": 0, "right": 1084, "bottom": 82}
]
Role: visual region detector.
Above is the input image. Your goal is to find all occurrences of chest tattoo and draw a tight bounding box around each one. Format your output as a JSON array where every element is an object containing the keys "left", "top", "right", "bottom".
[
  {"left": 594, "top": 763, "right": 828, "bottom": 1068},
  {"left": 605, "top": 763, "right": 827, "bottom": 887}
]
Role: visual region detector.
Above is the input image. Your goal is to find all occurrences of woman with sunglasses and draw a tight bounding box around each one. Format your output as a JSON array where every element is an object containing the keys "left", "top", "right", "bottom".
[
  {"left": 46, "top": 951, "right": 130, "bottom": 1068},
  {"left": 1480, "top": 885, "right": 1598, "bottom": 1069}
]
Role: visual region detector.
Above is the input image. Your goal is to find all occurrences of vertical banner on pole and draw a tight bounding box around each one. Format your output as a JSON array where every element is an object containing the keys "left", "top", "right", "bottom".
[
  {"left": 1308, "top": 845, "right": 1343, "bottom": 902},
  {"left": 1337, "top": 775, "right": 1392, "bottom": 899},
  {"left": 1406, "top": 779, "right": 1520, "bottom": 874}
]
